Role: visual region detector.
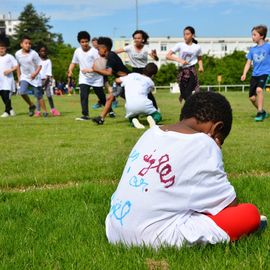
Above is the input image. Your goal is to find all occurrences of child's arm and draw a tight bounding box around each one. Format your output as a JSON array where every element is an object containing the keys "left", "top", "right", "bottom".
[
  {"left": 67, "top": 63, "right": 76, "bottom": 77},
  {"left": 16, "top": 65, "right": 21, "bottom": 81},
  {"left": 92, "top": 67, "right": 113, "bottom": 76},
  {"left": 198, "top": 56, "right": 204, "bottom": 72},
  {"left": 166, "top": 50, "right": 188, "bottom": 65},
  {"left": 115, "top": 77, "right": 122, "bottom": 84},
  {"left": 4, "top": 65, "right": 18, "bottom": 76},
  {"left": 149, "top": 49, "right": 159, "bottom": 61},
  {"left": 31, "top": 65, "right": 42, "bottom": 80},
  {"left": 241, "top": 60, "right": 251, "bottom": 81},
  {"left": 114, "top": 48, "right": 125, "bottom": 54}
]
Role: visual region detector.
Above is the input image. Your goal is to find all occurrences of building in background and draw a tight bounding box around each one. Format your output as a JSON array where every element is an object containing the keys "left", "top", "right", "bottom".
[
  {"left": 0, "top": 13, "right": 20, "bottom": 36},
  {"left": 114, "top": 37, "right": 255, "bottom": 67}
]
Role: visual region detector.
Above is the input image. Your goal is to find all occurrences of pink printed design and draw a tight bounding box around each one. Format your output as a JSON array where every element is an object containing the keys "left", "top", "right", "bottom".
[{"left": 138, "top": 151, "right": 175, "bottom": 188}]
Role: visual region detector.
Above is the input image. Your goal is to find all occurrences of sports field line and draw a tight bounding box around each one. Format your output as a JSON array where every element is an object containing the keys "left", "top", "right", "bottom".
[{"left": 0, "top": 171, "right": 269, "bottom": 193}]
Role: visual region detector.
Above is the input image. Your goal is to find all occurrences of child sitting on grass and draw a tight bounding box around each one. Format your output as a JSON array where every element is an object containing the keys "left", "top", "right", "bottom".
[
  {"left": 105, "top": 91, "right": 267, "bottom": 248},
  {"left": 115, "top": 63, "right": 161, "bottom": 129}
]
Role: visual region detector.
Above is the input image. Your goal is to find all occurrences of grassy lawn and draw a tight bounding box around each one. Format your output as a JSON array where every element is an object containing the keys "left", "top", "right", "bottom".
[{"left": 0, "top": 91, "right": 269, "bottom": 269}]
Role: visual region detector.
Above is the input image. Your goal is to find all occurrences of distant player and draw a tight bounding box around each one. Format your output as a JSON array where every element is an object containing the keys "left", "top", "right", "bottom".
[
  {"left": 106, "top": 92, "right": 266, "bottom": 248},
  {"left": 15, "top": 36, "right": 48, "bottom": 117},
  {"left": 115, "top": 63, "right": 162, "bottom": 129},
  {"left": 166, "top": 26, "right": 204, "bottom": 103},
  {"left": 0, "top": 34, "right": 17, "bottom": 117},
  {"left": 241, "top": 25, "right": 270, "bottom": 121}
]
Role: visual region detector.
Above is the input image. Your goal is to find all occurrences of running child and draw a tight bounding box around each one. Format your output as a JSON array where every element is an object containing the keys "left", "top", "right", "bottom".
[
  {"left": 105, "top": 91, "right": 267, "bottom": 248},
  {"left": 36, "top": 45, "right": 60, "bottom": 117},
  {"left": 92, "top": 37, "right": 129, "bottom": 125},
  {"left": 115, "top": 30, "right": 159, "bottom": 109},
  {"left": 166, "top": 26, "right": 204, "bottom": 103},
  {"left": 0, "top": 34, "right": 17, "bottom": 117},
  {"left": 15, "top": 36, "right": 48, "bottom": 117},
  {"left": 115, "top": 63, "right": 161, "bottom": 129},
  {"left": 241, "top": 25, "right": 270, "bottom": 121},
  {"left": 67, "top": 31, "right": 109, "bottom": 121}
]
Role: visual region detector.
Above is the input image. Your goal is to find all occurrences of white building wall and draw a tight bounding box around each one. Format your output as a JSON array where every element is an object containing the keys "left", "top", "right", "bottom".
[{"left": 0, "top": 14, "right": 20, "bottom": 36}]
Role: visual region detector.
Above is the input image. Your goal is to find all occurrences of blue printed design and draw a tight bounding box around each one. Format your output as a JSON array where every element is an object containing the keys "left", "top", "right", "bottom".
[
  {"left": 109, "top": 199, "right": 132, "bottom": 226},
  {"left": 128, "top": 149, "right": 140, "bottom": 162},
  {"left": 129, "top": 175, "right": 149, "bottom": 192}
]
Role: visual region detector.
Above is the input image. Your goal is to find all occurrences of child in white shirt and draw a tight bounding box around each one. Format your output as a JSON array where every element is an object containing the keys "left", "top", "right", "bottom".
[
  {"left": 15, "top": 36, "right": 48, "bottom": 117},
  {"left": 0, "top": 35, "right": 17, "bottom": 117},
  {"left": 115, "top": 63, "right": 162, "bottom": 129},
  {"left": 106, "top": 92, "right": 265, "bottom": 248}
]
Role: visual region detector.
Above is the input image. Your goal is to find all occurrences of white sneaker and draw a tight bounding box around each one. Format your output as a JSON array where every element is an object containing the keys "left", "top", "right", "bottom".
[
  {"left": 132, "top": 118, "right": 145, "bottom": 129},
  {"left": 9, "top": 109, "right": 16, "bottom": 116},
  {"left": 1, "top": 112, "right": 9, "bottom": 118},
  {"left": 147, "top": 115, "right": 156, "bottom": 128}
]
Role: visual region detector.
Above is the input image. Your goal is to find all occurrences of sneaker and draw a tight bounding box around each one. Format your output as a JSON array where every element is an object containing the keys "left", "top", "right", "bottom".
[
  {"left": 1, "top": 112, "right": 9, "bottom": 118},
  {"left": 92, "top": 103, "right": 102, "bottom": 109},
  {"left": 262, "top": 110, "right": 269, "bottom": 120},
  {"left": 35, "top": 111, "right": 41, "bottom": 117},
  {"left": 257, "top": 215, "right": 268, "bottom": 233},
  {"left": 43, "top": 112, "right": 49, "bottom": 118},
  {"left": 51, "top": 108, "right": 61, "bottom": 116},
  {"left": 109, "top": 111, "right": 116, "bottom": 118},
  {"left": 112, "top": 100, "right": 118, "bottom": 109},
  {"left": 92, "top": 116, "right": 104, "bottom": 125},
  {"left": 255, "top": 112, "right": 264, "bottom": 122},
  {"left": 9, "top": 109, "right": 16, "bottom": 116},
  {"left": 132, "top": 118, "right": 145, "bottom": 129},
  {"left": 29, "top": 105, "right": 36, "bottom": 117},
  {"left": 147, "top": 115, "right": 156, "bottom": 128},
  {"left": 75, "top": 116, "right": 91, "bottom": 121}
]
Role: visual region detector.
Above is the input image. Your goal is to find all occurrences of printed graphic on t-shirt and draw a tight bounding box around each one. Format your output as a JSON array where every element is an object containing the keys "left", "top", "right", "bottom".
[{"left": 254, "top": 50, "right": 267, "bottom": 63}]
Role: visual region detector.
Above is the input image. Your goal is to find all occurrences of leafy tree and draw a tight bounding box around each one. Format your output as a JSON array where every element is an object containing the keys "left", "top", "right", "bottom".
[
  {"left": 154, "top": 63, "right": 178, "bottom": 86},
  {"left": 10, "top": 3, "right": 63, "bottom": 53}
]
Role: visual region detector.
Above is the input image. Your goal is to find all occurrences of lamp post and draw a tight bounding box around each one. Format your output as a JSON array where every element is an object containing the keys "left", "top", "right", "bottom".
[{"left": 136, "top": 0, "right": 138, "bottom": 30}]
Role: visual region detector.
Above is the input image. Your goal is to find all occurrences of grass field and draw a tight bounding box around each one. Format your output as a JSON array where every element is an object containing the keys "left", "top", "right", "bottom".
[{"left": 0, "top": 91, "right": 269, "bottom": 269}]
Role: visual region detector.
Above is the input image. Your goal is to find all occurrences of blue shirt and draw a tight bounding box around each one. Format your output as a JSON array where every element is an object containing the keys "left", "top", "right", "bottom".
[{"left": 247, "top": 42, "right": 270, "bottom": 76}]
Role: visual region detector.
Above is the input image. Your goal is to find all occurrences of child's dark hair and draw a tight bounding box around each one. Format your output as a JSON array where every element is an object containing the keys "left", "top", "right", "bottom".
[
  {"left": 0, "top": 34, "right": 10, "bottom": 47},
  {"left": 143, "top": 63, "right": 158, "bottom": 77},
  {"left": 77, "top": 31, "right": 90, "bottom": 42},
  {"left": 20, "top": 35, "right": 31, "bottom": 42},
  {"left": 180, "top": 92, "right": 232, "bottom": 139},
  {"left": 252, "top": 25, "right": 268, "bottom": 40},
  {"left": 132, "top": 30, "right": 149, "bottom": 44},
  {"left": 37, "top": 44, "right": 48, "bottom": 52},
  {"left": 92, "top": 37, "right": 98, "bottom": 42},
  {"left": 97, "top": 37, "right": 113, "bottom": 51},
  {"left": 184, "top": 26, "right": 198, "bottom": 44}
]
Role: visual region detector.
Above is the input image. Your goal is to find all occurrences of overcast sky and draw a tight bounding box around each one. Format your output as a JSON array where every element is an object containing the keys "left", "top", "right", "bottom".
[{"left": 2, "top": 0, "right": 270, "bottom": 46}]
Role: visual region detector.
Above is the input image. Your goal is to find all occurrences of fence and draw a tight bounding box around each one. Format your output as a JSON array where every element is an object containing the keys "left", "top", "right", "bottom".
[{"left": 155, "top": 83, "right": 270, "bottom": 93}]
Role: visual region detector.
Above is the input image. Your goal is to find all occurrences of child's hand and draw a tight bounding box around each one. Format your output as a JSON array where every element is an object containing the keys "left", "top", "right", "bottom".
[
  {"left": 179, "top": 59, "right": 189, "bottom": 65},
  {"left": 31, "top": 72, "right": 37, "bottom": 80},
  {"left": 241, "top": 74, "right": 246, "bottom": 81},
  {"left": 4, "top": 69, "right": 12, "bottom": 76},
  {"left": 198, "top": 67, "right": 204, "bottom": 73},
  {"left": 81, "top": 68, "right": 93, "bottom": 73}
]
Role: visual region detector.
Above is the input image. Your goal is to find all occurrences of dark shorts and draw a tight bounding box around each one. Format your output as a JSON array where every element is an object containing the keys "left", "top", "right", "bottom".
[{"left": 249, "top": 75, "right": 268, "bottom": 97}]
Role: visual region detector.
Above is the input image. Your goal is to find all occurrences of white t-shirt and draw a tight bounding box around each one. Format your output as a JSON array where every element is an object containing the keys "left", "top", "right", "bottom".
[
  {"left": 0, "top": 53, "right": 17, "bottom": 92},
  {"left": 171, "top": 42, "right": 202, "bottom": 68},
  {"left": 72, "top": 47, "right": 103, "bottom": 86},
  {"left": 106, "top": 126, "right": 236, "bottom": 248},
  {"left": 15, "top": 49, "right": 42, "bottom": 87},
  {"left": 124, "top": 45, "right": 151, "bottom": 68},
  {"left": 40, "top": 58, "right": 52, "bottom": 79},
  {"left": 120, "top": 73, "right": 156, "bottom": 118}
]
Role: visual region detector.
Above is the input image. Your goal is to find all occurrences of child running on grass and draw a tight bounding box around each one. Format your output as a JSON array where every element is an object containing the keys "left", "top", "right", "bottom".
[
  {"left": 105, "top": 91, "right": 267, "bottom": 248},
  {"left": 0, "top": 34, "right": 17, "bottom": 117},
  {"left": 67, "top": 31, "right": 109, "bottom": 121},
  {"left": 241, "top": 25, "right": 270, "bottom": 122},
  {"left": 115, "top": 63, "right": 161, "bottom": 129},
  {"left": 36, "top": 45, "right": 60, "bottom": 117},
  {"left": 166, "top": 26, "right": 203, "bottom": 103},
  {"left": 15, "top": 36, "right": 48, "bottom": 117},
  {"left": 92, "top": 37, "right": 129, "bottom": 125}
]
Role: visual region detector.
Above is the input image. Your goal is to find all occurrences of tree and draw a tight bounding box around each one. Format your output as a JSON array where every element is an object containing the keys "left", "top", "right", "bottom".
[
  {"left": 154, "top": 63, "right": 178, "bottom": 86},
  {"left": 10, "top": 3, "right": 63, "bottom": 53}
]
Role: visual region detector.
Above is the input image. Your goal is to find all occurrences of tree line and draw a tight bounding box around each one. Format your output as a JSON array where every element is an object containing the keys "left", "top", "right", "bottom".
[{"left": 9, "top": 4, "right": 251, "bottom": 87}]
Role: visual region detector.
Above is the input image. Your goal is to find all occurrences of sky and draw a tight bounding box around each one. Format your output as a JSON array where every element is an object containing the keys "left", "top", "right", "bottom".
[{"left": 2, "top": 0, "right": 270, "bottom": 46}]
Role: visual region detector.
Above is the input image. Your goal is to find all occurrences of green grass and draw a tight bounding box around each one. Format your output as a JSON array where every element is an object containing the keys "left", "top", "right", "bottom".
[{"left": 0, "top": 91, "right": 269, "bottom": 269}]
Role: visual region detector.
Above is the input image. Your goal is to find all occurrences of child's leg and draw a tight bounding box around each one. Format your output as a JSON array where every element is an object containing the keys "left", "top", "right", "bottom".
[
  {"left": 207, "top": 203, "right": 260, "bottom": 241},
  {"left": 249, "top": 95, "right": 258, "bottom": 109},
  {"left": 256, "top": 87, "right": 264, "bottom": 112},
  {"left": 45, "top": 84, "right": 55, "bottom": 109},
  {"left": 79, "top": 84, "right": 90, "bottom": 116},
  {"left": 1, "top": 90, "right": 12, "bottom": 113},
  {"left": 100, "top": 94, "right": 114, "bottom": 119},
  {"left": 33, "top": 86, "right": 47, "bottom": 113}
]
